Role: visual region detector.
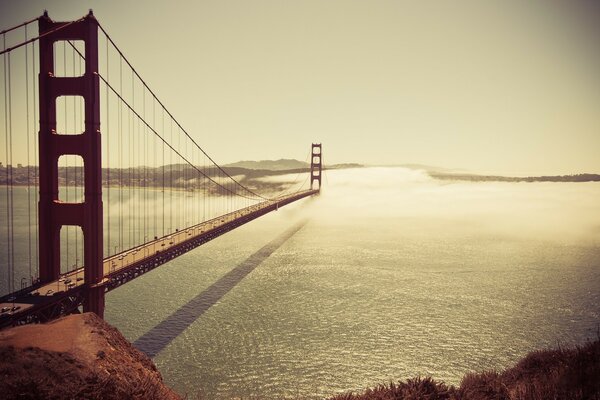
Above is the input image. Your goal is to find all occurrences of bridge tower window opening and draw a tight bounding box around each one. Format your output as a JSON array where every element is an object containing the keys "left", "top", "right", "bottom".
[
  {"left": 52, "top": 40, "right": 85, "bottom": 77},
  {"left": 57, "top": 154, "right": 84, "bottom": 203},
  {"left": 56, "top": 95, "right": 85, "bottom": 135},
  {"left": 59, "top": 225, "right": 84, "bottom": 277}
]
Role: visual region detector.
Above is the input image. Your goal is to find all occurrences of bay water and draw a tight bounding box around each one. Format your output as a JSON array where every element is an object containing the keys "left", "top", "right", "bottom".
[{"left": 2, "top": 167, "right": 599, "bottom": 398}]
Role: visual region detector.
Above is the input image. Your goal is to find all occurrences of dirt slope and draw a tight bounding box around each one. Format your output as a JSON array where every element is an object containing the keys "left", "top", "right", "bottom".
[{"left": 0, "top": 313, "right": 181, "bottom": 400}]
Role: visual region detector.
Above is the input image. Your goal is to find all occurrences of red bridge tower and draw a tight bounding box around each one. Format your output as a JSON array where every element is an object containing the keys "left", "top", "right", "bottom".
[
  {"left": 38, "top": 11, "right": 105, "bottom": 317},
  {"left": 310, "top": 143, "right": 322, "bottom": 190}
]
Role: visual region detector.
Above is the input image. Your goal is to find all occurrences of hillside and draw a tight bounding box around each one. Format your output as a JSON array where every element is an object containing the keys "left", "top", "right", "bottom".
[
  {"left": 224, "top": 158, "right": 309, "bottom": 170},
  {"left": 429, "top": 172, "right": 600, "bottom": 183},
  {"left": 0, "top": 313, "right": 180, "bottom": 400},
  {"left": 331, "top": 337, "right": 600, "bottom": 400}
]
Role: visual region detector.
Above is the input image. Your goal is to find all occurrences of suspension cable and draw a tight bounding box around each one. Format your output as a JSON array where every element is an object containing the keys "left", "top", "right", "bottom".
[
  {"left": 95, "top": 23, "right": 271, "bottom": 201},
  {"left": 0, "top": 16, "right": 39, "bottom": 36},
  {"left": 65, "top": 20, "right": 313, "bottom": 206},
  {"left": 96, "top": 72, "right": 265, "bottom": 201},
  {"left": 0, "top": 17, "right": 85, "bottom": 56},
  {"left": 276, "top": 150, "right": 312, "bottom": 196},
  {"left": 65, "top": 39, "right": 272, "bottom": 203}
]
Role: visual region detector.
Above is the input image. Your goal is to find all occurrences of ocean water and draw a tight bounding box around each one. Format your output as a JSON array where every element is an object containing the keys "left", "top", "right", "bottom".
[{"left": 2, "top": 167, "right": 600, "bottom": 398}]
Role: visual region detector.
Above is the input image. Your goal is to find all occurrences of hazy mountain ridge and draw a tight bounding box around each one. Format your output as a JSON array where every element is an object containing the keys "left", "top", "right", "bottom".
[
  {"left": 224, "top": 158, "right": 308, "bottom": 171},
  {"left": 429, "top": 172, "right": 600, "bottom": 183},
  {"left": 0, "top": 161, "right": 360, "bottom": 197},
  {"left": 2, "top": 163, "right": 597, "bottom": 186},
  {"left": 0, "top": 160, "right": 363, "bottom": 187}
]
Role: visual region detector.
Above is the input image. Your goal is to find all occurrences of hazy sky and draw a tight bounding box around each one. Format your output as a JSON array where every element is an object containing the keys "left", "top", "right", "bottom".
[{"left": 1, "top": 0, "right": 599, "bottom": 175}]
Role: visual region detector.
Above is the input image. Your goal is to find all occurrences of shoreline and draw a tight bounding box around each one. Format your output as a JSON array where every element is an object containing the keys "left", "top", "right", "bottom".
[{"left": 1, "top": 313, "right": 598, "bottom": 399}]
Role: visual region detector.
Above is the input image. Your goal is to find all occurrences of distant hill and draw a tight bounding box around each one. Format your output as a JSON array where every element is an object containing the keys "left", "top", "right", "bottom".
[
  {"left": 327, "top": 163, "right": 363, "bottom": 170},
  {"left": 429, "top": 172, "right": 600, "bottom": 183},
  {"left": 0, "top": 160, "right": 363, "bottom": 188},
  {"left": 224, "top": 159, "right": 364, "bottom": 171},
  {"left": 399, "top": 164, "right": 461, "bottom": 174},
  {"left": 224, "top": 159, "right": 309, "bottom": 171}
]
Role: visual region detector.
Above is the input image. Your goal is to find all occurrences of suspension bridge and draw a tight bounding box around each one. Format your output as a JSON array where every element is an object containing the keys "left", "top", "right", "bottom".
[{"left": 0, "top": 11, "right": 322, "bottom": 329}]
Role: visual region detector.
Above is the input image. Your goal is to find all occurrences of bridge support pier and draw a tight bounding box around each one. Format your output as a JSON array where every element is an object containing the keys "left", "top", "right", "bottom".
[
  {"left": 86, "top": 285, "right": 105, "bottom": 318},
  {"left": 310, "top": 143, "right": 322, "bottom": 190},
  {"left": 38, "top": 11, "right": 105, "bottom": 317}
]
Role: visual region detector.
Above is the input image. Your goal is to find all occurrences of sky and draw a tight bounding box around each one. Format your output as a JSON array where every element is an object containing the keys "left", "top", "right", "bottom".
[{"left": 1, "top": 0, "right": 599, "bottom": 175}]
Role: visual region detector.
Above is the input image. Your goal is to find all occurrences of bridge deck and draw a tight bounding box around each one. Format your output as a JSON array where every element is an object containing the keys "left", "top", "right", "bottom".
[{"left": 0, "top": 189, "right": 318, "bottom": 327}]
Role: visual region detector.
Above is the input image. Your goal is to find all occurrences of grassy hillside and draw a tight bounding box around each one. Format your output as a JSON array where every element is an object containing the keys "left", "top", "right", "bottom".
[{"left": 331, "top": 337, "right": 600, "bottom": 400}]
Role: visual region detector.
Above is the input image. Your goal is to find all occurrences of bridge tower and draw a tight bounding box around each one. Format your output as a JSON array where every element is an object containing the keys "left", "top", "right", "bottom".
[
  {"left": 310, "top": 143, "right": 322, "bottom": 190},
  {"left": 38, "top": 11, "right": 105, "bottom": 317}
]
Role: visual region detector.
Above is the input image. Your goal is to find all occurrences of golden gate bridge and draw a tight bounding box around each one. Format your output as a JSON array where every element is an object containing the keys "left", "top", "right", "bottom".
[{"left": 0, "top": 11, "right": 322, "bottom": 328}]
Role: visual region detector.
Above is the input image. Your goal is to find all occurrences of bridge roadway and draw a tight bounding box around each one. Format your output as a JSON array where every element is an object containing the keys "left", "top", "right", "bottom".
[{"left": 0, "top": 189, "right": 318, "bottom": 328}]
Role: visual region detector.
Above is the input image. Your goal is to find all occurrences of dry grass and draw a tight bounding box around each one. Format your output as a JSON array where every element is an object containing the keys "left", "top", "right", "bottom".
[
  {"left": 331, "top": 337, "right": 600, "bottom": 400},
  {"left": 0, "top": 313, "right": 181, "bottom": 400},
  {"left": 0, "top": 345, "right": 173, "bottom": 400}
]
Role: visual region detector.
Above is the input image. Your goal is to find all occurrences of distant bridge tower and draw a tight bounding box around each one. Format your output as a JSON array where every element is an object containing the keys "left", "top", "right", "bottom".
[
  {"left": 310, "top": 143, "right": 322, "bottom": 190},
  {"left": 38, "top": 11, "right": 105, "bottom": 317}
]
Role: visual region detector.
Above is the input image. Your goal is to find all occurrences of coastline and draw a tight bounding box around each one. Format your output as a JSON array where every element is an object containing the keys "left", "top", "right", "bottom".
[{"left": 1, "top": 313, "right": 598, "bottom": 399}]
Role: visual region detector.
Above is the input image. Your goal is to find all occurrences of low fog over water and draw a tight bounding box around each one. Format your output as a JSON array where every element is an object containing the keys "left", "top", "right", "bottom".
[
  {"left": 2, "top": 167, "right": 598, "bottom": 398},
  {"left": 298, "top": 167, "right": 600, "bottom": 244},
  {"left": 102, "top": 166, "right": 600, "bottom": 399}
]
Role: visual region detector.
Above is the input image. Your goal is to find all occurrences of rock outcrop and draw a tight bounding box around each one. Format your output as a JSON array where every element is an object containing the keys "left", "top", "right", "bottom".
[{"left": 0, "top": 313, "right": 181, "bottom": 400}]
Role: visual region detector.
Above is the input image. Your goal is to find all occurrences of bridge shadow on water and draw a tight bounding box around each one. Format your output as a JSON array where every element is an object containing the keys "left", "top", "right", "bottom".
[{"left": 133, "top": 219, "right": 308, "bottom": 358}]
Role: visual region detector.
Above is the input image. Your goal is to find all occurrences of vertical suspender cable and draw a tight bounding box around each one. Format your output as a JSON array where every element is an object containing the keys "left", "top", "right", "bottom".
[
  {"left": 25, "top": 26, "right": 33, "bottom": 282},
  {"left": 131, "top": 68, "right": 135, "bottom": 247},
  {"left": 8, "top": 50, "right": 15, "bottom": 293},
  {"left": 137, "top": 82, "right": 141, "bottom": 246},
  {"left": 169, "top": 118, "right": 172, "bottom": 233},
  {"left": 8, "top": 49, "right": 14, "bottom": 294},
  {"left": 138, "top": 84, "right": 143, "bottom": 245},
  {"left": 119, "top": 55, "right": 123, "bottom": 253},
  {"left": 3, "top": 35, "right": 11, "bottom": 295},
  {"left": 76, "top": 48, "right": 82, "bottom": 275},
  {"left": 129, "top": 70, "right": 133, "bottom": 249},
  {"left": 162, "top": 107, "right": 165, "bottom": 236},
  {"left": 153, "top": 99, "right": 157, "bottom": 238},
  {"left": 32, "top": 38, "right": 39, "bottom": 279},
  {"left": 203, "top": 152, "right": 206, "bottom": 222},
  {"left": 106, "top": 34, "right": 110, "bottom": 256},
  {"left": 142, "top": 85, "right": 146, "bottom": 243},
  {"left": 178, "top": 126, "right": 181, "bottom": 230},
  {"left": 197, "top": 149, "right": 200, "bottom": 224},
  {"left": 73, "top": 42, "right": 79, "bottom": 267},
  {"left": 63, "top": 40, "right": 68, "bottom": 273}
]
